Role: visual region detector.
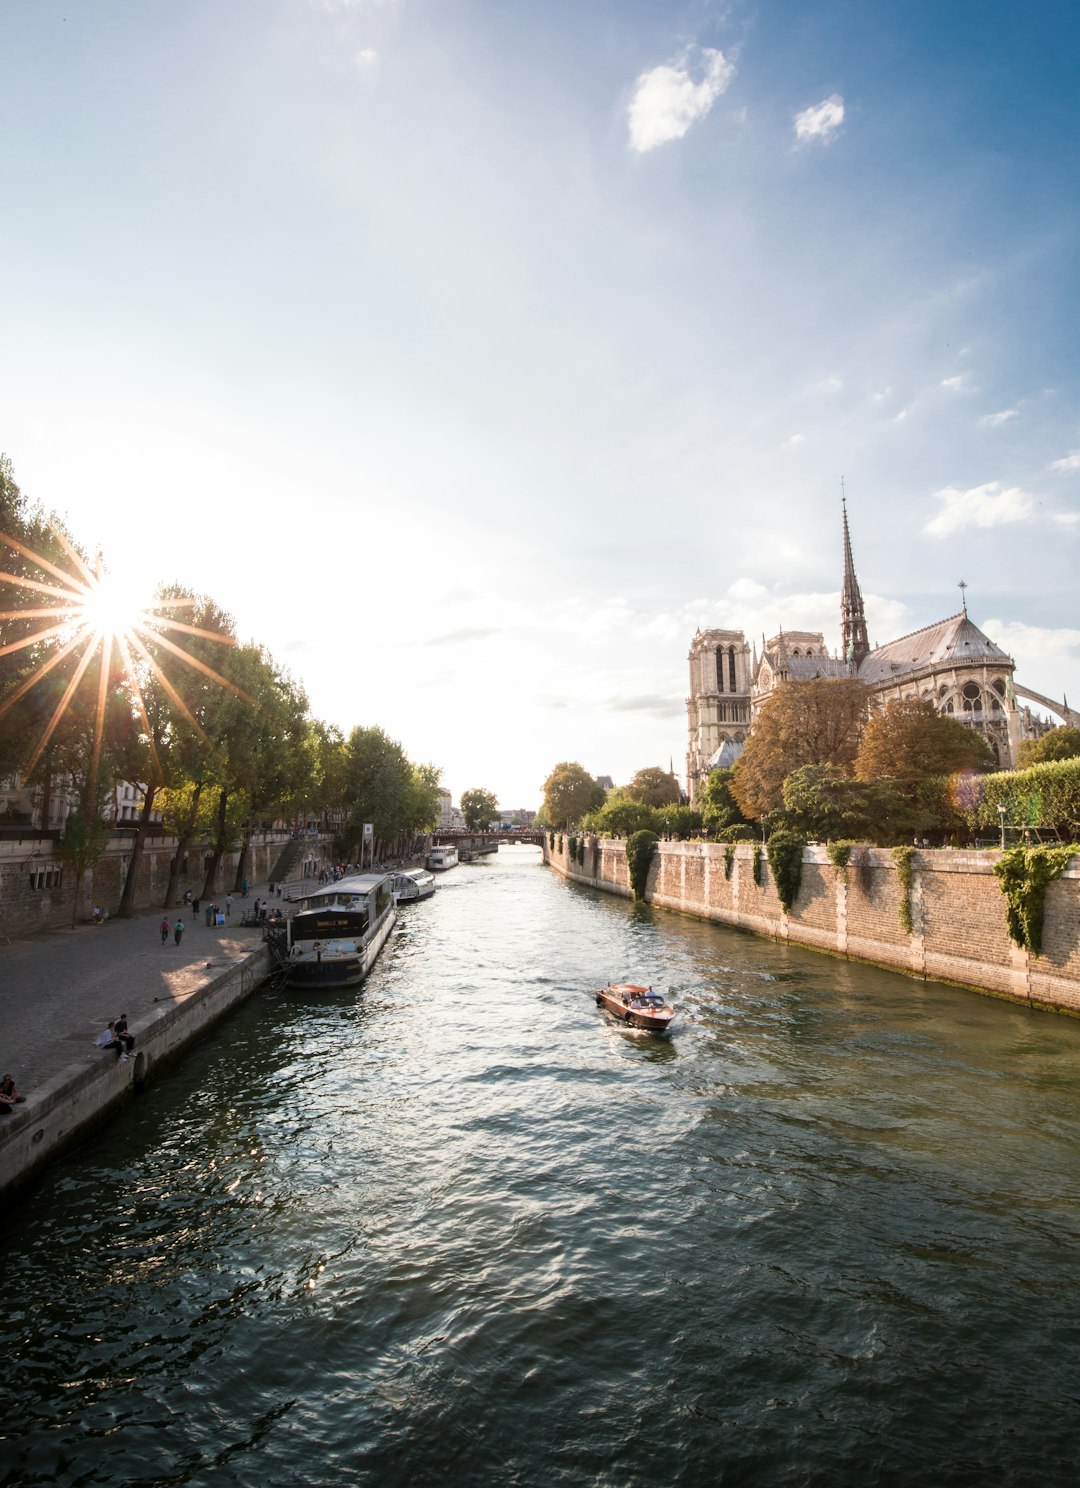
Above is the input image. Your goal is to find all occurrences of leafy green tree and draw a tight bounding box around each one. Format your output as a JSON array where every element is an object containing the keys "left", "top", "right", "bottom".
[
  {"left": 338, "top": 725, "right": 415, "bottom": 860},
  {"left": 541, "top": 761, "right": 605, "bottom": 830},
  {"left": 460, "top": 787, "right": 499, "bottom": 830},
  {"left": 581, "top": 790, "right": 662, "bottom": 838},
  {"left": 781, "top": 764, "right": 874, "bottom": 840},
  {"left": 658, "top": 804, "right": 702, "bottom": 839},
  {"left": 625, "top": 767, "right": 681, "bottom": 808},
  {"left": 855, "top": 697, "right": 993, "bottom": 783},
  {"left": 1017, "top": 726, "right": 1080, "bottom": 769},
  {"left": 732, "top": 678, "right": 869, "bottom": 820},
  {"left": 697, "top": 767, "right": 745, "bottom": 835},
  {"left": 405, "top": 762, "right": 443, "bottom": 837}
]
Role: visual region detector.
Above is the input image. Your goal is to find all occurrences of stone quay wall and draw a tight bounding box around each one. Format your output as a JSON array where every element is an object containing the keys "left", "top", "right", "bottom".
[
  {"left": 544, "top": 836, "right": 1080, "bottom": 1016},
  {"left": 0, "top": 832, "right": 332, "bottom": 940},
  {"left": 0, "top": 942, "right": 274, "bottom": 1200}
]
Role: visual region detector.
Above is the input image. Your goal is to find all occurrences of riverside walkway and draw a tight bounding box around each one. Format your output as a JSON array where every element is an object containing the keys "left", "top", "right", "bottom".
[{"left": 1, "top": 878, "right": 317, "bottom": 1136}]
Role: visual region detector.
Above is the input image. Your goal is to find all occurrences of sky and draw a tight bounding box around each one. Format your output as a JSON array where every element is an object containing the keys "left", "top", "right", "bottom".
[{"left": 2, "top": 0, "right": 1079, "bottom": 809}]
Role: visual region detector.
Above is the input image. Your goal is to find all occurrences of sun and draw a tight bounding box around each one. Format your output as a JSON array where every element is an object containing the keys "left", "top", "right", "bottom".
[
  {"left": 0, "top": 525, "right": 242, "bottom": 786},
  {"left": 74, "top": 567, "right": 150, "bottom": 644}
]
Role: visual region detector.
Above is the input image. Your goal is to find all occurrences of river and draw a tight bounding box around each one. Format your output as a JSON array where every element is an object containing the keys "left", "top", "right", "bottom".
[{"left": 3, "top": 844, "right": 1080, "bottom": 1486}]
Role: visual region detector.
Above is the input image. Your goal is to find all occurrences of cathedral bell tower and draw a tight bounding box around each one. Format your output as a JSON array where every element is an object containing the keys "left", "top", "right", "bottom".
[{"left": 840, "top": 498, "right": 870, "bottom": 669}]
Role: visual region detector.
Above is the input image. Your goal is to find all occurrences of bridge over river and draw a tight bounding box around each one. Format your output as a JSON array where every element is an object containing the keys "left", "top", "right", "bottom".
[{"left": 431, "top": 828, "right": 545, "bottom": 850}]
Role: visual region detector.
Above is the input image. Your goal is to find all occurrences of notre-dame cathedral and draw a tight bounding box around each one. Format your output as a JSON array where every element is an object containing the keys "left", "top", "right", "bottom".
[{"left": 686, "top": 504, "right": 1075, "bottom": 801}]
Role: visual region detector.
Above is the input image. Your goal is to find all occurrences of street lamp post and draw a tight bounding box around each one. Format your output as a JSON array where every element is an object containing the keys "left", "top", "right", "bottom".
[{"left": 998, "top": 804, "right": 1007, "bottom": 850}]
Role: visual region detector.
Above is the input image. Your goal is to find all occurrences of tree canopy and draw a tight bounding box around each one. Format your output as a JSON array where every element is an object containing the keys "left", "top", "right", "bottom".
[
  {"left": 460, "top": 787, "right": 499, "bottom": 830},
  {"left": 625, "top": 766, "right": 681, "bottom": 807},
  {"left": 732, "top": 678, "right": 869, "bottom": 820},
  {"left": 854, "top": 697, "right": 993, "bottom": 783},
  {"left": 1016, "top": 726, "right": 1080, "bottom": 769},
  {"left": 541, "top": 761, "right": 605, "bottom": 829}
]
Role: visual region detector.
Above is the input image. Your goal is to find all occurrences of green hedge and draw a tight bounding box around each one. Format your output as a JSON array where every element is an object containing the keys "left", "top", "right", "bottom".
[{"left": 959, "top": 757, "right": 1080, "bottom": 835}]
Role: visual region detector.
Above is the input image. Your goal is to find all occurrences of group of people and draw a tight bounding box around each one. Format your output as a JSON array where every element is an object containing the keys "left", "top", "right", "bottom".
[
  {"left": 159, "top": 917, "right": 186, "bottom": 945},
  {"left": 252, "top": 898, "right": 285, "bottom": 925},
  {"left": 95, "top": 1014, "right": 135, "bottom": 1061}
]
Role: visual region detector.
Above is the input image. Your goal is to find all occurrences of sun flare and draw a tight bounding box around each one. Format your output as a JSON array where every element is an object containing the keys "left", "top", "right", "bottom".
[{"left": 0, "top": 527, "right": 241, "bottom": 785}]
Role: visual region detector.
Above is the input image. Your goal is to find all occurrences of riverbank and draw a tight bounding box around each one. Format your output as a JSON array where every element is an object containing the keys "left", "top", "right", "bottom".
[
  {"left": 544, "top": 836, "right": 1080, "bottom": 1015},
  {"left": 0, "top": 880, "right": 324, "bottom": 1200}
]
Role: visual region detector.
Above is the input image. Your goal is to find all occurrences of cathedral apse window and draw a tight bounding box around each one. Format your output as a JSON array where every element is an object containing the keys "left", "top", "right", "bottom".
[{"left": 961, "top": 682, "right": 983, "bottom": 713}]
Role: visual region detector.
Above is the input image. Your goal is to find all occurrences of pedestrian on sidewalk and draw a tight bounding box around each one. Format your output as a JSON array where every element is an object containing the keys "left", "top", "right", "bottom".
[
  {"left": 225, "top": 893, "right": 233, "bottom": 919},
  {"left": 160, "top": 916, "right": 169, "bottom": 945},
  {"left": 268, "top": 880, "right": 275, "bottom": 898},
  {"left": 174, "top": 918, "right": 185, "bottom": 946}
]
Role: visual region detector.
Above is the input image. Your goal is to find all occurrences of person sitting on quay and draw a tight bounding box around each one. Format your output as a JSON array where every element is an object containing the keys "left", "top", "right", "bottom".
[
  {"left": 0, "top": 1073, "right": 26, "bottom": 1113},
  {"left": 174, "top": 918, "right": 185, "bottom": 946},
  {"left": 95, "top": 1022, "right": 129, "bottom": 1060},
  {"left": 114, "top": 1014, "right": 135, "bottom": 1057}
]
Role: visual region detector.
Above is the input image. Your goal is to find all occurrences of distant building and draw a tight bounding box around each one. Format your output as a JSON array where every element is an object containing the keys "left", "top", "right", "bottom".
[{"left": 686, "top": 504, "right": 1071, "bottom": 801}]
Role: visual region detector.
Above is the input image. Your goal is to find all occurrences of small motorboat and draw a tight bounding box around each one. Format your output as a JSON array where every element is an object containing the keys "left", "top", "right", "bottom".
[{"left": 595, "top": 983, "right": 674, "bottom": 1032}]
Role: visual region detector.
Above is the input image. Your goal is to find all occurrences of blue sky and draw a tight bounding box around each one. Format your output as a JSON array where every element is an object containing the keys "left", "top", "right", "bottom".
[{"left": 2, "top": 0, "right": 1079, "bottom": 807}]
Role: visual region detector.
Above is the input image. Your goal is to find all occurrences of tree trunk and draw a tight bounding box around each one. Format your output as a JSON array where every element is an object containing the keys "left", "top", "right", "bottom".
[
  {"left": 233, "top": 821, "right": 253, "bottom": 892},
  {"left": 116, "top": 783, "right": 157, "bottom": 919},
  {"left": 201, "top": 787, "right": 229, "bottom": 900},
  {"left": 164, "top": 782, "right": 202, "bottom": 908}
]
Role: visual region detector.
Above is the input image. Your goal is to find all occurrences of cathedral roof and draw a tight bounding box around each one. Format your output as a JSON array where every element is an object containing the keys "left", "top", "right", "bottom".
[
  {"left": 759, "top": 650, "right": 850, "bottom": 683},
  {"left": 856, "top": 611, "right": 1011, "bottom": 686},
  {"left": 706, "top": 738, "right": 745, "bottom": 770}
]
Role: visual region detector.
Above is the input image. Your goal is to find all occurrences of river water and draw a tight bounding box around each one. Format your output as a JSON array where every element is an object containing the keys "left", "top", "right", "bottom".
[{"left": 4, "top": 844, "right": 1080, "bottom": 1487}]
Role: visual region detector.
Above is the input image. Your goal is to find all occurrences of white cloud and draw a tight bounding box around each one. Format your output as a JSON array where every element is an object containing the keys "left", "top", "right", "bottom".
[
  {"left": 979, "top": 408, "right": 1018, "bottom": 427},
  {"left": 1051, "top": 451, "right": 1080, "bottom": 471},
  {"left": 627, "top": 47, "right": 735, "bottom": 153},
  {"left": 355, "top": 48, "right": 378, "bottom": 68},
  {"left": 923, "top": 481, "right": 1035, "bottom": 537},
  {"left": 1052, "top": 513, "right": 1080, "bottom": 527},
  {"left": 940, "top": 375, "right": 970, "bottom": 391},
  {"left": 980, "top": 619, "right": 1080, "bottom": 700},
  {"left": 793, "top": 93, "right": 844, "bottom": 145},
  {"left": 784, "top": 433, "right": 804, "bottom": 447}
]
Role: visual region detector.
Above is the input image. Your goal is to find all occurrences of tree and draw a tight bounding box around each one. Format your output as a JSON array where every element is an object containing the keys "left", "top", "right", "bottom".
[
  {"left": 658, "top": 804, "right": 702, "bottom": 839},
  {"left": 541, "top": 762, "right": 605, "bottom": 830},
  {"left": 460, "top": 788, "right": 498, "bottom": 830},
  {"left": 337, "top": 725, "right": 415, "bottom": 860},
  {"left": 625, "top": 767, "right": 681, "bottom": 808},
  {"left": 732, "top": 678, "right": 869, "bottom": 820},
  {"left": 781, "top": 764, "right": 874, "bottom": 841},
  {"left": 581, "top": 791, "right": 662, "bottom": 839},
  {"left": 1017, "top": 727, "right": 1080, "bottom": 769},
  {"left": 855, "top": 698, "right": 993, "bottom": 784},
  {"left": 697, "top": 767, "right": 745, "bottom": 835}
]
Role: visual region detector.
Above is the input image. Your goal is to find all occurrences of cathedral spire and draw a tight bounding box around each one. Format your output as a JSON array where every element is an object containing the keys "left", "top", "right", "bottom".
[{"left": 840, "top": 493, "right": 870, "bottom": 670}]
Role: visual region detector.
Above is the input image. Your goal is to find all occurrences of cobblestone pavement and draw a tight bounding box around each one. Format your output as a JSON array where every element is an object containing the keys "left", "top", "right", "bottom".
[{"left": 0, "top": 879, "right": 318, "bottom": 1098}]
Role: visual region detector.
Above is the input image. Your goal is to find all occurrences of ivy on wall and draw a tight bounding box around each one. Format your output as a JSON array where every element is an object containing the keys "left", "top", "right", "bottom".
[
  {"left": 994, "top": 845, "right": 1076, "bottom": 956},
  {"left": 724, "top": 842, "right": 736, "bottom": 879},
  {"left": 827, "top": 841, "right": 853, "bottom": 873},
  {"left": 626, "top": 830, "right": 659, "bottom": 901},
  {"left": 766, "top": 830, "right": 807, "bottom": 913},
  {"left": 752, "top": 844, "right": 763, "bottom": 886},
  {"left": 892, "top": 846, "right": 916, "bottom": 934}
]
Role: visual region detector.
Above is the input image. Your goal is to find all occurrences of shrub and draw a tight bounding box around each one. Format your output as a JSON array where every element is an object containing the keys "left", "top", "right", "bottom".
[
  {"left": 767, "top": 829, "right": 807, "bottom": 913},
  {"left": 719, "top": 823, "right": 757, "bottom": 842},
  {"left": 962, "top": 757, "right": 1080, "bottom": 838},
  {"left": 827, "top": 841, "right": 854, "bottom": 871},
  {"left": 626, "top": 830, "right": 659, "bottom": 901}
]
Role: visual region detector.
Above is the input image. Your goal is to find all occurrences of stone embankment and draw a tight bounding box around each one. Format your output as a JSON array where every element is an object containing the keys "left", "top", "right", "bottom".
[
  {"left": 545, "top": 836, "right": 1080, "bottom": 1015},
  {"left": 0, "top": 878, "right": 306, "bottom": 1200}
]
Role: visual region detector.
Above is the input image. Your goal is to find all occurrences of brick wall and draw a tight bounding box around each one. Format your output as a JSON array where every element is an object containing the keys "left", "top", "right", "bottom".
[{"left": 543, "top": 836, "right": 1080, "bottom": 1015}]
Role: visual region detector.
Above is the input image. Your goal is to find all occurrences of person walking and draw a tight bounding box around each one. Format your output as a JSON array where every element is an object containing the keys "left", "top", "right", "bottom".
[
  {"left": 174, "top": 918, "right": 185, "bottom": 946},
  {"left": 225, "top": 893, "right": 233, "bottom": 919},
  {"left": 160, "top": 916, "right": 169, "bottom": 946}
]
